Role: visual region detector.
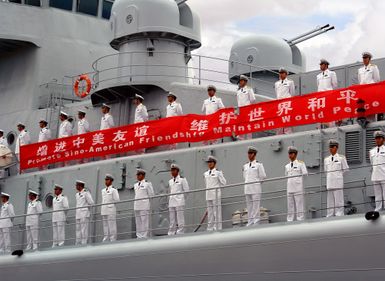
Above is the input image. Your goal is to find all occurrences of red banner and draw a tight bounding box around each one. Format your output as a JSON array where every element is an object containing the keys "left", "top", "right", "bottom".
[{"left": 20, "top": 81, "right": 385, "bottom": 170}]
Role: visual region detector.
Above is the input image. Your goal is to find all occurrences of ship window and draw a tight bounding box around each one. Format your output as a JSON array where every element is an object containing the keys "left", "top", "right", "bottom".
[
  {"left": 25, "top": 0, "right": 41, "bottom": 6},
  {"left": 77, "top": 0, "right": 98, "bottom": 16},
  {"left": 102, "top": 0, "right": 113, "bottom": 19},
  {"left": 50, "top": 0, "right": 73, "bottom": 11}
]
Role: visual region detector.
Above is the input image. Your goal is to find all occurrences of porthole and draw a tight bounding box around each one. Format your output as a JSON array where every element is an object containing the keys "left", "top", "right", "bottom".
[
  {"left": 45, "top": 193, "right": 54, "bottom": 209},
  {"left": 6, "top": 132, "right": 16, "bottom": 146}
]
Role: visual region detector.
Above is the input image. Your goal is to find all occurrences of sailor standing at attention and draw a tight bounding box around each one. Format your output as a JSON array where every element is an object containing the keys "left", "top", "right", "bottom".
[
  {"left": 133, "top": 169, "right": 154, "bottom": 239},
  {"left": 133, "top": 94, "right": 149, "bottom": 123},
  {"left": 15, "top": 122, "right": 31, "bottom": 162},
  {"left": 166, "top": 92, "right": 183, "bottom": 150},
  {"left": 38, "top": 119, "right": 52, "bottom": 142},
  {"left": 168, "top": 164, "right": 189, "bottom": 235},
  {"left": 204, "top": 156, "right": 226, "bottom": 231},
  {"left": 58, "top": 111, "right": 73, "bottom": 138},
  {"left": 243, "top": 146, "right": 266, "bottom": 226},
  {"left": 275, "top": 68, "right": 295, "bottom": 135},
  {"left": 75, "top": 180, "right": 94, "bottom": 245},
  {"left": 77, "top": 110, "right": 90, "bottom": 135},
  {"left": 0, "top": 192, "right": 15, "bottom": 254},
  {"left": 237, "top": 75, "right": 256, "bottom": 140},
  {"left": 25, "top": 190, "right": 43, "bottom": 251},
  {"left": 324, "top": 140, "right": 349, "bottom": 217},
  {"left": 52, "top": 184, "right": 69, "bottom": 248},
  {"left": 202, "top": 85, "right": 225, "bottom": 145},
  {"left": 285, "top": 146, "right": 308, "bottom": 222},
  {"left": 101, "top": 174, "right": 120, "bottom": 242},
  {"left": 100, "top": 103, "right": 114, "bottom": 130},
  {"left": 0, "top": 130, "right": 7, "bottom": 147},
  {"left": 370, "top": 131, "right": 385, "bottom": 211}
]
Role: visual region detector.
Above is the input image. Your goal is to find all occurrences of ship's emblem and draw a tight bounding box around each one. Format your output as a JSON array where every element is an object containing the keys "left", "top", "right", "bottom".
[
  {"left": 126, "top": 14, "right": 133, "bottom": 24},
  {"left": 247, "top": 55, "right": 254, "bottom": 64}
]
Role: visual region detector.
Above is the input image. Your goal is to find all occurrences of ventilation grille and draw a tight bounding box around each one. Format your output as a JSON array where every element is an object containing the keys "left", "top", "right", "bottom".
[
  {"left": 366, "top": 128, "right": 380, "bottom": 162},
  {"left": 345, "top": 131, "right": 362, "bottom": 164}
]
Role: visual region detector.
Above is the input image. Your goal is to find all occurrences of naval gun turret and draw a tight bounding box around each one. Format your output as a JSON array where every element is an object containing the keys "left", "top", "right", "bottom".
[{"left": 92, "top": 0, "right": 201, "bottom": 104}]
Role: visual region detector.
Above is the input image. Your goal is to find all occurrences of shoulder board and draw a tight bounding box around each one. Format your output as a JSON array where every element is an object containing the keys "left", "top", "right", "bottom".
[
  {"left": 339, "top": 155, "right": 345, "bottom": 158},
  {"left": 297, "top": 160, "right": 304, "bottom": 163},
  {"left": 180, "top": 176, "right": 184, "bottom": 179},
  {"left": 371, "top": 64, "right": 376, "bottom": 66}
]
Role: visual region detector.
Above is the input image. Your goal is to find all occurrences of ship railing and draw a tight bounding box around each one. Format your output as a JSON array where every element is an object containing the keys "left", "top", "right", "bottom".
[{"left": 0, "top": 163, "right": 379, "bottom": 252}]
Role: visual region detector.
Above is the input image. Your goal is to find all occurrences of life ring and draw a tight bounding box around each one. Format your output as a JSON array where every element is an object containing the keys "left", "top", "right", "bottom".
[{"left": 74, "top": 74, "right": 92, "bottom": 98}]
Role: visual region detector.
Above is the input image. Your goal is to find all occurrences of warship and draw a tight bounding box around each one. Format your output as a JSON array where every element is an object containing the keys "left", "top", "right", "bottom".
[{"left": 0, "top": 0, "right": 385, "bottom": 280}]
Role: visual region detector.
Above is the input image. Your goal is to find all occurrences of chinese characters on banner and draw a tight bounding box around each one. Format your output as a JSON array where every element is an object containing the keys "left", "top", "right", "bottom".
[{"left": 20, "top": 81, "right": 385, "bottom": 170}]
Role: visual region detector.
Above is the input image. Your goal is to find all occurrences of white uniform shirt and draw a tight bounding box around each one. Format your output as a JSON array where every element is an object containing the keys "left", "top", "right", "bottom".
[
  {"left": 15, "top": 129, "right": 31, "bottom": 154},
  {"left": 204, "top": 168, "right": 227, "bottom": 201},
  {"left": 168, "top": 175, "right": 189, "bottom": 207},
  {"left": 285, "top": 159, "right": 308, "bottom": 193},
  {"left": 0, "top": 136, "right": 7, "bottom": 147},
  {"left": 38, "top": 127, "right": 52, "bottom": 143},
  {"left": 166, "top": 101, "right": 183, "bottom": 117},
  {"left": 58, "top": 120, "right": 73, "bottom": 138},
  {"left": 370, "top": 145, "right": 385, "bottom": 181},
  {"left": 0, "top": 202, "right": 15, "bottom": 228},
  {"left": 275, "top": 78, "right": 296, "bottom": 99},
  {"left": 52, "top": 194, "right": 69, "bottom": 222},
  {"left": 100, "top": 113, "right": 114, "bottom": 130},
  {"left": 237, "top": 86, "right": 256, "bottom": 107},
  {"left": 202, "top": 96, "right": 225, "bottom": 115},
  {"left": 101, "top": 185, "right": 120, "bottom": 216},
  {"left": 134, "top": 180, "right": 154, "bottom": 211},
  {"left": 26, "top": 199, "right": 43, "bottom": 226},
  {"left": 77, "top": 119, "right": 90, "bottom": 135},
  {"left": 134, "top": 104, "right": 149, "bottom": 123},
  {"left": 324, "top": 153, "right": 349, "bottom": 190},
  {"left": 317, "top": 69, "right": 338, "bottom": 91},
  {"left": 75, "top": 189, "right": 94, "bottom": 219},
  {"left": 243, "top": 160, "right": 266, "bottom": 194},
  {"left": 358, "top": 64, "right": 380, "bottom": 85}
]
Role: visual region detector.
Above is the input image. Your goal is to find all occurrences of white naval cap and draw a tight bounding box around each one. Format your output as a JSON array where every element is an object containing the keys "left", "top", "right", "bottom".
[
  {"left": 207, "top": 85, "right": 217, "bottom": 91},
  {"left": 76, "top": 180, "right": 86, "bottom": 186},
  {"left": 319, "top": 59, "right": 330, "bottom": 65},
  {"left": 362, "top": 51, "right": 373, "bottom": 59},
  {"left": 1, "top": 192, "right": 10, "bottom": 198},
  {"left": 134, "top": 94, "right": 144, "bottom": 101},
  {"left": 0, "top": 129, "right": 3, "bottom": 133},
  {"left": 206, "top": 155, "right": 217, "bottom": 163},
  {"left": 239, "top": 75, "right": 249, "bottom": 82},
  {"left": 78, "top": 109, "right": 86, "bottom": 114},
  {"left": 288, "top": 146, "right": 298, "bottom": 154},
  {"left": 54, "top": 184, "right": 63, "bottom": 189},
  {"left": 136, "top": 168, "right": 146, "bottom": 175},
  {"left": 28, "top": 189, "right": 39, "bottom": 196},
  {"left": 60, "top": 111, "right": 69, "bottom": 117},
  {"left": 247, "top": 146, "right": 258, "bottom": 153},
  {"left": 102, "top": 103, "right": 111, "bottom": 109},
  {"left": 39, "top": 119, "right": 48, "bottom": 124},
  {"left": 170, "top": 163, "right": 180, "bottom": 170},
  {"left": 374, "top": 131, "right": 385, "bottom": 138},
  {"left": 278, "top": 67, "right": 288, "bottom": 74},
  {"left": 167, "top": 92, "right": 177, "bottom": 99},
  {"left": 17, "top": 122, "right": 26, "bottom": 127},
  {"left": 328, "top": 139, "right": 339, "bottom": 147},
  {"left": 105, "top": 174, "right": 114, "bottom": 181}
]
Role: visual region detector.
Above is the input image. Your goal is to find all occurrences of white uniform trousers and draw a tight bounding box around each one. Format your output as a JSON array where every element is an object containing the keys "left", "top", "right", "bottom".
[
  {"left": 26, "top": 225, "right": 39, "bottom": 250},
  {"left": 326, "top": 189, "right": 344, "bottom": 217},
  {"left": 102, "top": 215, "right": 117, "bottom": 242},
  {"left": 135, "top": 210, "right": 150, "bottom": 239},
  {"left": 207, "top": 199, "right": 222, "bottom": 231},
  {"left": 0, "top": 228, "right": 11, "bottom": 253},
  {"left": 245, "top": 193, "right": 261, "bottom": 226},
  {"left": 373, "top": 181, "right": 385, "bottom": 211},
  {"left": 168, "top": 206, "right": 185, "bottom": 235},
  {"left": 52, "top": 221, "right": 66, "bottom": 247},
  {"left": 287, "top": 192, "right": 305, "bottom": 221},
  {"left": 76, "top": 217, "right": 90, "bottom": 245}
]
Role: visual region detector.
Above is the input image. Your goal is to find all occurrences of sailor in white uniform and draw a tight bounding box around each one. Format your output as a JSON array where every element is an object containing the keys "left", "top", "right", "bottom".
[
  {"left": 52, "top": 184, "right": 69, "bottom": 247},
  {"left": 15, "top": 122, "right": 31, "bottom": 162},
  {"left": 133, "top": 94, "right": 149, "bottom": 123},
  {"left": 0, "top": 130, "right": 7, "bottom": 147},
  {"left": 370, "top": 131, "right": 385, "bottom": 211},
  {"left": 324, "top": 140, "right": 349, "bottom": 217},
  {"left": 38, "top": 120, "right": 51, "bottom": 142},
  {"left": 202, "top": 85, "right": 225, "bottom": 145},
  {"left": 168, "top": 164, "right": 189, "bottom": 235},
  {"left": 133, "top": 169, "right": 154, "bottom": 238},
  {"left": 58, "top": 111, "right": 73, "bottom": 138},
  {"left": 166, "top": 92, "right": 183, "bottom": 150},
  {"left": 75, "top": 180, "right": 94, "bottom": 245},
  {"left": 77, "top": 110, "right": 90, "bottom": 135},
  {"left": 100, "top": 104, "right": 114, "bottom": 130},
  {"left": 275, "top": 68, "right": 295, "bottom": 134},
  {"left": 101, "top": 174, "right": 120, "bottom": 242},
  {"left": 25, "top": 190, "right": 43, "bottom": 250},
  {"left": 204, "top": 156, "right": 226, "bottom": 231},
  {"left": 237, "top": 75, "right": 256, "bottom": 140},
  {"left": 358, "top": 52, "right": 380, "bottom": 85},
  {"left": 0, "top": 192, "right": 14, "bottom": 254},
  {"left": 243, "top": 146, "right": 266, "bottom": 226},
  {"left": 285, "top": 146, "right": 308, "bottom": 221}
]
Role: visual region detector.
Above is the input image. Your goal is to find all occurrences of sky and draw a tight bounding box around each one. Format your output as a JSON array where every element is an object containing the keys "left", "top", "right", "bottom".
[{"left": 187, "top": 0, "right": 385, "bottom": 72}]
